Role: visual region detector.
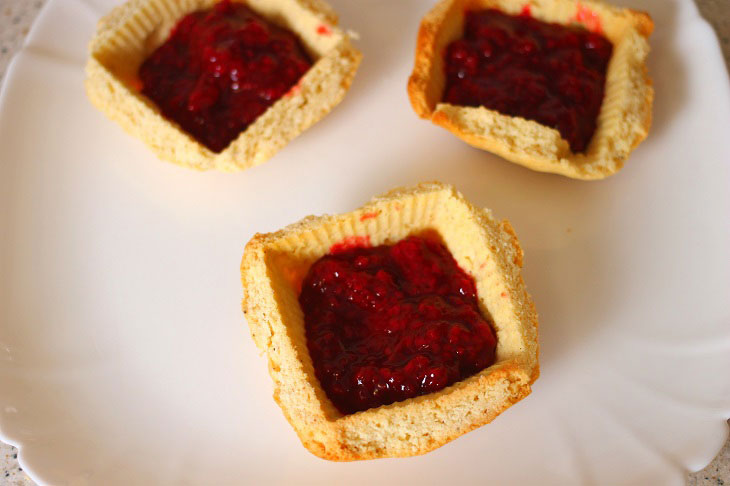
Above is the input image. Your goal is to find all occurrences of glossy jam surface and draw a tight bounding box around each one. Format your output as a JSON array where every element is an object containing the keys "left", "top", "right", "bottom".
[
  {"left": 138, "top": 1, "right": 312, "bottom": 152},
  {"left": 443, "top": 9, "right": 613, "bottom": 152},
  {"left": 300, "top": 235, "right": 497, "bottom": 415}
]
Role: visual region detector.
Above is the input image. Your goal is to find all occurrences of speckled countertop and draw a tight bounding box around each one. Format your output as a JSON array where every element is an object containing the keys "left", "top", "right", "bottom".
[{"left": 0, "top": 0, "right": 729, "bottom": 484}]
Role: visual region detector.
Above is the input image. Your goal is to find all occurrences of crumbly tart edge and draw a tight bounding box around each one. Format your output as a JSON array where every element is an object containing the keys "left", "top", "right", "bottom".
[
  {"left": 85, "top": 0, "right": 361, "bottom": 171},
  {"left": 241, "top": 182, "right": 539, "bottom": 460},
  {"left": 407, "top": 0, "right": 654, "bottom": 180}
]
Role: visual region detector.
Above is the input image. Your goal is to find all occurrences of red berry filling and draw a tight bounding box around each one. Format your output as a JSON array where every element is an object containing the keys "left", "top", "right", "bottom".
[
  {"left": 299, "top": 235, "right": 497, "bottom": 415},
  {"left": 138, "top": 1, "right": 312, "bottom": 153},
  {"left": 443, "top": 9, "right": 613, "bottom": 153}
]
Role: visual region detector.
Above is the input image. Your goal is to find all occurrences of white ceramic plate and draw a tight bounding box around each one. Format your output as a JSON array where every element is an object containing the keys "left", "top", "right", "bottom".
[{"left": 1, "top": 0, "right": 729, "bottom": 484}]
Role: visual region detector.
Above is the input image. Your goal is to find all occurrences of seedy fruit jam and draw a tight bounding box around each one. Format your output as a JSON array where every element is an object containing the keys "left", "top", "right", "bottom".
[
  {"left": 299, "top": 235, "right": 497, "bottom": 415},
  {"left": 443, "top": 9, "right": 613, "bottom": 153},
  {"left": 138, "top": 1, "right": 312, "bottom": 152}
]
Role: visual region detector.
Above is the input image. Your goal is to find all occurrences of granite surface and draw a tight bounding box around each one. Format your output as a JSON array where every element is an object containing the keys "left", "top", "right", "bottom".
[{"left": 0, "top": 0, "right": 728, "bottom": 484}]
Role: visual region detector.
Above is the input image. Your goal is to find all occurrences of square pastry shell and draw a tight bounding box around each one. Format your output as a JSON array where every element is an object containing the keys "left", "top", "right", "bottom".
[
  {"left": 240, "top": 182, "right": 539, "bottom": 460},
  {"left": 408, "top": 0, "right": 654, "bottom": 180},
  {"left": 85, "top": 0, "right": 362, "bottom": 171}
]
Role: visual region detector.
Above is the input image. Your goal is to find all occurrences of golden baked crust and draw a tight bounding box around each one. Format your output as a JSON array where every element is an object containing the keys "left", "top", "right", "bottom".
[
  {"left": 85, "top": 0, "right": 362, "bottom": 171},
  {"left": 408, "top": 0, "right": 654, "bottom": 180},
  {"left": 240, "top": 182, "right": 539, "bottom": 460}
]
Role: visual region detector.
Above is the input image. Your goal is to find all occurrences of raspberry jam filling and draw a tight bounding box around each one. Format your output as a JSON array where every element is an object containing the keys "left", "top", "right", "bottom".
[
  {"left": 138, "top": 1, "right": 312, "bottom": 152},
  {"left": 443, "top": 9, "right": 613, "bottom": 153},
  {"left": 299, "top": 235, "right": 497, "bottom": 415}
]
